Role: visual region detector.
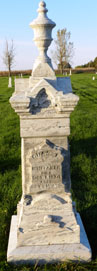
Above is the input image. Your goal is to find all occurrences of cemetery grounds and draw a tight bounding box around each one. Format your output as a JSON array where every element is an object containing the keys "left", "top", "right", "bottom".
[{"left": 0, "top": 74, "right": 97, "bottom": 270}]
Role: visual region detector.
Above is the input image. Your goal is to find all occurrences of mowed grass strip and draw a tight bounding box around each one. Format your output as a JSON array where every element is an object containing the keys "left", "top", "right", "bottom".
[{"left": 0, "top": 74, "right": 97, "bottom": 270}]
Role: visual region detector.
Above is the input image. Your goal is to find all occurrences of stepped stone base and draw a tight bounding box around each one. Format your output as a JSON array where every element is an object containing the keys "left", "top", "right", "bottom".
[{"left": 7, "top": 214, "right": 92, "bottom": 264}]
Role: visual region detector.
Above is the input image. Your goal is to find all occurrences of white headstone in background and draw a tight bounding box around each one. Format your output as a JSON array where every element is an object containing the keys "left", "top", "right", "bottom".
[
  {"left": 8, "top": 77, "right": 12, "bottom": 88},
  {"left": 7, "top": 1, "right": 92, "bottom": 265},
  {"left": 92, "top": 76, "right": 95, "bottom": 80},
  {"left": 70, "top": 69, "right": 72, "bottom": 76}
]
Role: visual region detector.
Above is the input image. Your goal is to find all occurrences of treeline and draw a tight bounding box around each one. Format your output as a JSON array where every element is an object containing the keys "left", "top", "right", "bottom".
[
  {"left": 55, "top": 67, "right": 96, "bottom": 74},
  {"left": 0, "top": 70, "right": 32, "bottom": 77},
  {"left": 0, "top": 67, "right": 96, "bottom": 77},
  {"left": 76, "top": 57, "right": 97, "bottom": 69}
]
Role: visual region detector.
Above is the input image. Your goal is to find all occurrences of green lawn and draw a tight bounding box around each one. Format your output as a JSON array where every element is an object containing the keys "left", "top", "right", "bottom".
[{"left": 0, "top": 74, "right": 97, "bottom": 270}]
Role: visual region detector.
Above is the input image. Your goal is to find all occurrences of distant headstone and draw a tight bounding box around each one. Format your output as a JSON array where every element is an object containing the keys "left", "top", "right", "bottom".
[
  {"left": 70, "top": 69, "right": 72, "bottom": 76},
  {"left": 8, "top": 77, "right": 12, "bottom": 88},
  {"left": 92, "top": 76, "right": 95, "bottom": 80},
  {"left": 21, "top": 73, "right": 23, "bottom": 78}
]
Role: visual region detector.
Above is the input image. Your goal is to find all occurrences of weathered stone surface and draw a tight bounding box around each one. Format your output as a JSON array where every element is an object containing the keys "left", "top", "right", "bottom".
[
  {"left": 7, "top": 214, "right": 92, "bottom": 264},
  {"left": 25, "top": 140, "right": 65, "bottom": 193},
  {"left": 7, "top": 0, "right": 92, "bottom": 264},
  {"left": 21, "top": 137, "right": 71, "bottom": 196},
  {"left": 20, "top": 119, "right": 70, "bottom": 137},
  {"left": 10, "top": 77, "right": 79, "bottom": 116},
  {"left": 17, "top": 194, "right": 80, "bottom": 246},
  {"left": 15, "top": 78, "right": 29, "bottom": 93}
]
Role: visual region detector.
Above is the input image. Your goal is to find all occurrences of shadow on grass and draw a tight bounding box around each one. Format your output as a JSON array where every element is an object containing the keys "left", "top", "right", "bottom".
[
  {"left": 70, "top": 136, "right": 97, "bottom": 158},
  {"left": 0, "top": 156, "right": 21, "bottom": 173},
  {"left": 81, "top": 204, "right": 97, "bottom": 260},
  {"left": 70, "top": 136, "right": 97, "bottom": 259},
  {"left": 72, "top": 169, "right": 97, "bottom": 259}
]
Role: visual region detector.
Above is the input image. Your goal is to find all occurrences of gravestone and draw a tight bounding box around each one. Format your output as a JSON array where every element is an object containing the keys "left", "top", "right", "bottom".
[
  {"left": 8, "top": 77, "right": 12, "bottom": 88},
  {"left": 7, "top": 1, "right": 92, "bottom": 264},
  {"left": 92, "top": 76, "right": 95, "bottom": 80}
]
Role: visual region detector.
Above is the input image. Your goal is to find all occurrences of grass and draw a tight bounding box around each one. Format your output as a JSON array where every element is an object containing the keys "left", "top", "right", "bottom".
[
  {"left": 70, "top": 74, "right": 97, "bottom": 260},
  {"left": 0, "top": 74, "right": 97, "bottom": 270}
]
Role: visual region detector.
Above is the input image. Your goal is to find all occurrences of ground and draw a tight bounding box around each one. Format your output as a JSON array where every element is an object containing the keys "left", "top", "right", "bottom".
[{"left": 0, "top": 74, "right": 97, "bottom": 270}]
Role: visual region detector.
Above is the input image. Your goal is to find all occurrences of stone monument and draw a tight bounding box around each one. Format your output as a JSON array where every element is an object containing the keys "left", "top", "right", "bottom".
[{"left": 7, "top": 1, "right": 92, "bottom": 264}]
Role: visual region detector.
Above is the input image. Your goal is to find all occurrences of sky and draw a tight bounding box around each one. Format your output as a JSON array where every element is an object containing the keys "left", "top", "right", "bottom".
[{"left": 0, "top": 0, "right": 97, "bottom": 71}]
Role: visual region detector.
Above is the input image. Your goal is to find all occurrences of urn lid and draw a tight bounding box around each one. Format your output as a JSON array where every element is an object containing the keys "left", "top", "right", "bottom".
[{"left": 30, "top": 1, "right": 56, "bottom": 28}]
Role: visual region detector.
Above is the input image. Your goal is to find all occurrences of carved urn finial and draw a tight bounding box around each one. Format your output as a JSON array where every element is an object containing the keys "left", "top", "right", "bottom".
[{"left": 30, "top": 1, "right": 56, "bottom": 76}]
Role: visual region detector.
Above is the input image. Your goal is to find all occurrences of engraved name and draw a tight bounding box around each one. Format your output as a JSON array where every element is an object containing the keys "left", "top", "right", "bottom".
[
  {"left": 32, "top": 165, "right": 60, "bottom": 171},
  {"left": 31, "top": 150, "right": 58, "bottom": 159}
]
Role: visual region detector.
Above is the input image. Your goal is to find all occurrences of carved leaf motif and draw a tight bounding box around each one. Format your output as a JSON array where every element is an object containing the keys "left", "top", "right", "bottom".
[{"left": 30, "top": 88, "right": 51, "bottom": 114}]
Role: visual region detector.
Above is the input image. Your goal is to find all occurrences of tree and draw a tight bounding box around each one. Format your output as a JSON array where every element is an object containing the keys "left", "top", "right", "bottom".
[
  {"left": 3, "top": 40, "right": 15, "bottom": 77},
  {"left": 94, "top": 57, "right": 97, "bottom": 70},
  {"left": 76, "top": 57, "right": 97, "bottom": 70},
  {"left": 53, "top": 29, "right": 74, "bottom": 74}
]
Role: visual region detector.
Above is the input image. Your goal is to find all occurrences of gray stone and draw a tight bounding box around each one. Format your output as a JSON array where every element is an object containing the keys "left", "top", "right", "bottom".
[
  {"left": 7, "top": 0, "right": 92, "bottom": 264},
  {"left": 29, "top": 1, "right": 56, "bottom": 77},
  {"left": 7, "top": 214, "right": 91, "bottom": 264}
]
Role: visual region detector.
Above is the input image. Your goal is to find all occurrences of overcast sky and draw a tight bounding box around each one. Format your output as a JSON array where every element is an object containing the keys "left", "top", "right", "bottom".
[{"left": 0, "top": 0, "right": 97, "bottom": 71}]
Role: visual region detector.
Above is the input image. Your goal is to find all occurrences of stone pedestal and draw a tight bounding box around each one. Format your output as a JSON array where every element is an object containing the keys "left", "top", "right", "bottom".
[{"left": 7, "top": 1, "right": 92, "bottom": 264}]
